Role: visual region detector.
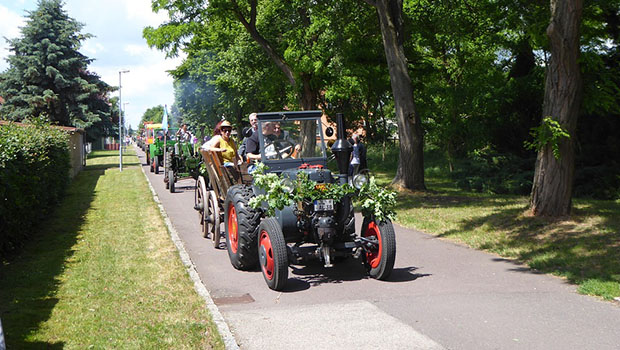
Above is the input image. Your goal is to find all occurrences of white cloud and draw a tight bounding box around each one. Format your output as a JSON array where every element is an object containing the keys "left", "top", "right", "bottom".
[
  {"left": 124, "top": 44, "right": 150, "bottom": 57},
  {"left": 0, "top": 5, "right": 26, "bottom": 71},
  {"left": 124, "top": 0, "right": 168, "bottom": 26},
  {"left": 82, "top": 41, "right": 105, "bottom": 55}
]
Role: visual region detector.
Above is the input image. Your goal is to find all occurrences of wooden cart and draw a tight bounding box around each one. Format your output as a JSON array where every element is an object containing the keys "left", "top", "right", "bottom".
[{"left": 195, "top": 150, "right": 252, "bottom": 247}]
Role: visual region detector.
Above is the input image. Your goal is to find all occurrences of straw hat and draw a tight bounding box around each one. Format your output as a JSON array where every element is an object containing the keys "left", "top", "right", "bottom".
[{"left": 221, "top": 120, "right": 232, "bottom": 128}]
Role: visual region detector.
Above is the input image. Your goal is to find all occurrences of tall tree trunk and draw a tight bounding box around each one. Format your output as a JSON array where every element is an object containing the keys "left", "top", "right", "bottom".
[
  {"left": 363, "top": 0, "right": 425, "bottom": 191},
  {"left": 529, "top": 0, "right": 583, "bottom": 217}
]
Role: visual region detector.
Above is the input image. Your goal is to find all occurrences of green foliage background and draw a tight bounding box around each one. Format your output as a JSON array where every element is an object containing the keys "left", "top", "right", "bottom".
[{"left": 143, "top": 0, "right": 620, "bottom": 200}]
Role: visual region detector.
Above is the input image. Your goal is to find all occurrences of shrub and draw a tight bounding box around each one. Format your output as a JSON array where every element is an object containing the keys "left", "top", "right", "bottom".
[
  {"left": 0, "top": 122, "right": 70, "bottom": 258},
  {"left": 451, "top": 149, "right": 535, "bottom": 195}
]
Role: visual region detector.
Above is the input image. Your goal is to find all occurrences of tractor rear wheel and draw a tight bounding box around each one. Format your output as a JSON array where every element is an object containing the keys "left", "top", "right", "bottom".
[
  {"left": 224, "top": 185, "right": 260, "bottom": 270},
  {"left": 361, "top": 217, "right": 396, "bottom": 280},
  {"left": 258, "top": 218, "right": 288, "bottom": 291}
]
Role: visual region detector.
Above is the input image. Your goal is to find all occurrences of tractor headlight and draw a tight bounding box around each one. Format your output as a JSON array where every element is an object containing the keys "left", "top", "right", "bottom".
[
  {"left": 282, "top": 177, "right": 294, "bottom": 193},
  {"left": 352, "top": 173, "right": 368, "bottom": 189}
]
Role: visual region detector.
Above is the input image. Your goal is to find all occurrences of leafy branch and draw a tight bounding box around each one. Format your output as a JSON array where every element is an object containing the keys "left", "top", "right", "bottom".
[
  {"left": 357, "top": 176, "right": 397, "bottom": 222},
  {"left": 524, "top": 117, "right": 570, "bottom": 159}
]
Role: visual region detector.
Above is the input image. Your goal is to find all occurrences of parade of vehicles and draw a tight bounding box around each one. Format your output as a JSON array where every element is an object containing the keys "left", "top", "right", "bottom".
[{"left": 194, "top": 111, "right": 396, "bottom": 291}]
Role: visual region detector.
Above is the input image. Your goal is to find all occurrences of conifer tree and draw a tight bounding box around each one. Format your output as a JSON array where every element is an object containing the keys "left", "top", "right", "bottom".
[{"left": 0, "top": 0, "right": 112, "bottom": 129}]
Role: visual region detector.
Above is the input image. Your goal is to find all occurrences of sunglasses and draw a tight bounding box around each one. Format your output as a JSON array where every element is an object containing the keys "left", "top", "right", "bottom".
[{"left": 222, "top": 128, "right": 232, "bottom": 133}]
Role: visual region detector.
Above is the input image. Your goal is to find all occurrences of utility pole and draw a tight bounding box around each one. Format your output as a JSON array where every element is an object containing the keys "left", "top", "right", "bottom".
[{"left": 118, "top": 70, "right": 129, "bottom": 171}]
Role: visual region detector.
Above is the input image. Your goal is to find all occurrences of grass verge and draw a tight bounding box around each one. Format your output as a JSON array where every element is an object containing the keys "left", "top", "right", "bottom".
[
  {"left": 0, "top": 150, "right": 224, "bottom": 349},
  {"left": 368, "top": 145, "right": 620, "bottom": 301}
]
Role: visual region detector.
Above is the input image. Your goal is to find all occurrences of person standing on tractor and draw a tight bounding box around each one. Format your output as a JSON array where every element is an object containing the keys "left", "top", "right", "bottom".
[
  {"left": 176, "top": 123, "right": 193, "bottom": 142},
  {"left": 202, "top": 120, "right": 240, "bottom": 167},
  {"left": 238, "top": 112, "right": 258, "bottom": 160}
]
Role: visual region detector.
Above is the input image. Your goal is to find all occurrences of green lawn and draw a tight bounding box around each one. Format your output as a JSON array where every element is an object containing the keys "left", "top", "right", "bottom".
[
  {"left": 0, "top": 150, "right": 223, "bottom": 349},
  {"left": 369, "top": 147, "right": 620, "bottom": 300}
]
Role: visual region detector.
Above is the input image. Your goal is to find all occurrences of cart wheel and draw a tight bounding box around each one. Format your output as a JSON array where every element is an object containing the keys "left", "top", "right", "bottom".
[
  {"left": 361, "top": 217, "right": 396, "bottom": 280},
  {"left": 154, "top": 156, "right": 160, "bottom": 174},
  {"left": 195, "top": 177, "right": 209, "bottom": 238},
  {"left": 258, "top": 218, "right": 288, "bottom": 291},
  {"left": 169, "top": 169, "right": 175, "bottom": 193},
  {"left": 207, "top": 190, "right": 221, "bottom": 247}
]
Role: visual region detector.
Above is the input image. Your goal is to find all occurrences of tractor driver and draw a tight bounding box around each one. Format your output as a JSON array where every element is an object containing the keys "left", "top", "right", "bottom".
[{"left": 245, "top": 121, "right": 277, "bottom": 172}]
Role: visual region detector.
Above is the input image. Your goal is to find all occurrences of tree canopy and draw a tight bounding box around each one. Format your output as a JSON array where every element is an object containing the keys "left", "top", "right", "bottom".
[
  {"left": 0, "top": 0, "right": 114, "bottom": 136},
  {"left": 144, "top": 0, "right": 620, "bottom": 209}
]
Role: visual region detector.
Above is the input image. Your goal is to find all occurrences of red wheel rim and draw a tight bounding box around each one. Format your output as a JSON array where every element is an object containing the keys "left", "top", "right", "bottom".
[
  {"left": 363, "top": 221, "right": 382, "bottom": 268},
  {"left": 228, "top": 203, "right": 238, "bottom": 253},
  {"left": 259, "top": 230, "right": 274, "bottom": 280}
]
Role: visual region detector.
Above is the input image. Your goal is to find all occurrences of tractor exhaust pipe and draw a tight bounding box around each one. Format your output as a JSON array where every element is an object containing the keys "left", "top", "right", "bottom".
[{"left": 330, "top": 113, "right": 352, "bottom": 184}]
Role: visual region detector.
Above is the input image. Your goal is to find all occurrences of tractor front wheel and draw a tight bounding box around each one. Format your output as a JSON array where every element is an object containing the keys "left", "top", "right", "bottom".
[
  {"left": 361, "top": 217, "right": 396, "bottom": 280},
  {"left": 258, "top": 218, "right": 288, "bottom": 291},
  {"left": 154, "top": 156, "right": 160, "bottom": 174},
  {"left": 168, "top": 169, "right": 175, "bottom": 193},
  {"left": 224, "top": 185, "right": 260, "bottom": 270}
]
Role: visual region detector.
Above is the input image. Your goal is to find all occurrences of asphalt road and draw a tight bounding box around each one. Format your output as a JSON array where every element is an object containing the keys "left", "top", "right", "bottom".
[{"left": 135, "top": 146, "right": 620, "bottom": 350}]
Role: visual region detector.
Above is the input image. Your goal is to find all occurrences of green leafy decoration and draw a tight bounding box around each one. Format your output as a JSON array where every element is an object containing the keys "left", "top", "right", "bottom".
[
  {"left": 357, "top": 177, "right": 397, "bottom": 222},
  {"left": 249, "top": 163, "right": 396, "bottom": 221},
  {"left": 249, "top": 163, "right": 355, "bottom": 217},
  {"left": 524, "top": 117, "right": 570, "bottom": 159}
]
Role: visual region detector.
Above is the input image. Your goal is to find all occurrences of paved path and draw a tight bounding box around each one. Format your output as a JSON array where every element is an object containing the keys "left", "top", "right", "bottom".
[{"left": 135, "top": 147, "right": 620, "bottom": 349}]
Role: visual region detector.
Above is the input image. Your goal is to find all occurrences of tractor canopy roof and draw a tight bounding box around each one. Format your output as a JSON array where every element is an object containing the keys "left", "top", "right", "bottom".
[{"left": 145, "top": 123, "right": 163, "bottom": 130}]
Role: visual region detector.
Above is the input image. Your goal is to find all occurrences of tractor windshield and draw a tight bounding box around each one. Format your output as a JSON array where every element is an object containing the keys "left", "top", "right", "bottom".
[{"left": 258, "top": 117, "right": 326, "bottom": 162}]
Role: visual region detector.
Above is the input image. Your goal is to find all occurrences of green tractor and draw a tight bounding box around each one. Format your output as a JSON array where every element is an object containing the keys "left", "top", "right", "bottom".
[
  {"left": 164, "top": 138, "right": 201, "bottom": 193},
  {"left": 148, "top": 128, "right": 177, "bottom": 174}
]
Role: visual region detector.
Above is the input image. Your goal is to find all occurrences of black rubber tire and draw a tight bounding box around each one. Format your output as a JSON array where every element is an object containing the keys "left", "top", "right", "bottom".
[
  {"left": 258, "top": 218, "right": 288, "bottom": 291},
  {"left": 146, "top": 152, "right": 151, "bottom": 165},
  {"left": 154, "top": 156, "right": 160, "bottom": 174},
  {"left": 169, "top": 169, "right": 175, "bottom": 193},
  {"left": 224, "top": 185, "right": 261, "bottom": 270},
  {"left": 361, "top": 217, "right": 396, "bottom": 280}
]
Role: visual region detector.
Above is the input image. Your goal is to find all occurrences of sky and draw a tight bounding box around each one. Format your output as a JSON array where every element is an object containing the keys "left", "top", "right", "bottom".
[{"left": 0, "top": 0, "right": 184, "bottom": 130}]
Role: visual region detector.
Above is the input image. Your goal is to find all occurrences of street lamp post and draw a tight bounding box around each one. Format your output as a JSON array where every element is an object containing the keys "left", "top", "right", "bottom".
[
  {"left": 118, "top": 70, "right": 129, "bottom": 171},
  {"left": 123, "top": 101, "right": 130, "bottom": 146}
]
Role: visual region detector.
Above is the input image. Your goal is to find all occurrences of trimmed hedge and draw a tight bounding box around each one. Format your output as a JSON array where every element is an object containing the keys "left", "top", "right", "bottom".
[{"left": 0, "top": 122, "right": 70, "bottom": 258}]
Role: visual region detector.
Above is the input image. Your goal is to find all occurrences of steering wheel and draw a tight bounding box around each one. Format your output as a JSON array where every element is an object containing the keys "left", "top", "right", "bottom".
[{"left": 265, "top": 140, "right": 295, "bottom": 160}]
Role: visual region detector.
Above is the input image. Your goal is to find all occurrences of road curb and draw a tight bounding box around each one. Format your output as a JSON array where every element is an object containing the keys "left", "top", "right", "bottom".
[{"left": 137, "top": 148, "right": 240, "bottom": 350}]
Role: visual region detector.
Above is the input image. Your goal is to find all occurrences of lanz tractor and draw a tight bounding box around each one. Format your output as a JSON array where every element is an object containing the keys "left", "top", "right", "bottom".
[
  {"left": 195, "top": 111, "right": 395, "bottom": 291},
  {"left": 164, "top": 137, "right": 201, "bottom": 193}
]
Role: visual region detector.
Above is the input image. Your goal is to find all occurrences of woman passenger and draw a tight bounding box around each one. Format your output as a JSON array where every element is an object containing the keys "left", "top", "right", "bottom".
[{"left": 201, "top": 120, "right": 240, "bottom": 167}]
